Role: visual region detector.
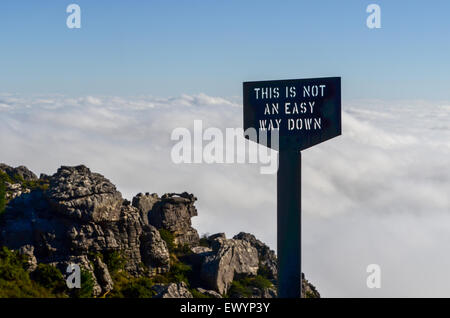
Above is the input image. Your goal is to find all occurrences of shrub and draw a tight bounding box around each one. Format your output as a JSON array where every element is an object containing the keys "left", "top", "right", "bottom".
[
  {"left": 71, "top": 269, "right": 95, "bottom": 298},
  {"left": 257, "top": 264, "right": 274, "bottom": 280},
  {"left": 159, "top": 229, "right": 176, "bottom": 252},
  {"left": 120, "top": 277, "right": 156, "bottom": 298},
  {"left": 168, "top": 261, "right": 192, "bottom": 285},
  {"left": 190, "top": 289, "right": 211, "bottom": 298},
  {"left": 31, "top": 263, "right": 66, "bottom": 293},
  {"left": 0, "top": 246, "right": 55, "bottom": 298},
  {"left": 228, "top": 280, "right": 252, "bottom": 298},
  {"left": 227, "top": 275, "right": 274, "bottom": 298},
  {"left": 103, "top": 251, "right": 125, "bottom": 274}
]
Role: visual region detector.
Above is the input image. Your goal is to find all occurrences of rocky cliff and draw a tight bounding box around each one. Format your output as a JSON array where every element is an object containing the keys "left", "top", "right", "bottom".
[{"left": 0, "top": 163, "right": 320, "bottom": 298}]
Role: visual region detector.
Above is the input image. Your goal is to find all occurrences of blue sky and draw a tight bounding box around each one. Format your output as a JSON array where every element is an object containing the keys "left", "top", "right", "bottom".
[{"left": 0, "top": 0, "right": 449, "bottom": 100}]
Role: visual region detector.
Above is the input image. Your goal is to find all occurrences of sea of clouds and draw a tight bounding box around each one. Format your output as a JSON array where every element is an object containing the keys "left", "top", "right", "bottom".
[{"left": 1, "top": 92, "right": 449, "bottom": 297}]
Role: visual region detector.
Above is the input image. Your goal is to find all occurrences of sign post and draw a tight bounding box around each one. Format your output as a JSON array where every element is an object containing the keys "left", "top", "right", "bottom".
[{"left": 243, "top": 77, "right": 341, "bottom": 298}]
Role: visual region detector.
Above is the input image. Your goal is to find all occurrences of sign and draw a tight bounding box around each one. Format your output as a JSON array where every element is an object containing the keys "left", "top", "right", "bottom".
[
  {"left": 243, "top": 77, "right": 341, "bottom": 151},
  {"left": 242, "top": 77, "right": 342, "bottom": 298}
]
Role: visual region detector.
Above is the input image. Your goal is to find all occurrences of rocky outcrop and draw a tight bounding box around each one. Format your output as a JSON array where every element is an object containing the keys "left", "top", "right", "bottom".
[
  {"left": 0, "top": 164, "right": 320, "bottom": 298},
  {"left": 146, "top": 192, "right": 199, "bottom": 246},
  {"left": 132, "top": 193, "right": 159, "bottom": 225},
  {"left": 0, "top": 165, "right": 172, "bottom": 295},
  {"left": 199, "top": 234, "right": 259, "bottom": 294},
  {"left": 302, "top": 273, "right": 321, "bottom": 298},
  {"left": 152, "top": 282, "right": 193, "bottom": 298},
  {"left": 0, "top": 163, "right": 37, "bottom": 181},
  {"left": 195, "top": 288, "right": 222, "bottom": 298},
  {"left": 93, "top": 256, "right": 114, "bottom": 294},
  {"left": 139, "top": 225, "right": 170, "bottom": 275},
  {"left": 4, "top": 182, "right": 31, "bottom": 201},
  {"left": 46, "top": 165, "right": 123, "bottom": 223},
  {"left": 233, "top": 232, "right": 277, "bottom": 279}
]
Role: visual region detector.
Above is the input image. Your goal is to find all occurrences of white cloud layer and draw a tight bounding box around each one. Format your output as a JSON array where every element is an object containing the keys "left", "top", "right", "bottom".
[{"left": 1, "top": 93, "right": 449, "bottom": 297}]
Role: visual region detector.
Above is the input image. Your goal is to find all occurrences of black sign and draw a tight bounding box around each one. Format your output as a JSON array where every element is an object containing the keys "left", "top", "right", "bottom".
[{"left": 243, "top": 77, "right": 341, "bottom": 151}]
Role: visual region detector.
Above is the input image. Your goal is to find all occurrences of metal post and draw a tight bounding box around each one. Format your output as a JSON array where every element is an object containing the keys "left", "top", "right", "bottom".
[{"left": 277, "top": 150, "right": 302, "bottom": 298}]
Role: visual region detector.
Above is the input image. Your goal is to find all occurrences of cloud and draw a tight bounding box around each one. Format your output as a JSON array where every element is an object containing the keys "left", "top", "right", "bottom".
[{"left": 0, "top": 93, "right": 449, "bottom": 297}]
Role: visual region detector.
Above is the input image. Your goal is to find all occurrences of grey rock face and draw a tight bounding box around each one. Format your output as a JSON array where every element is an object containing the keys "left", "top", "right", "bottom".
[
  {"left": 140, "top": 225, "right": 170, "bottom": 274},
  {"left": 302, "top": 273, "right": 321, "bottom": 298},
  {"left": 0, "top": 164, "right": 321, "bottom": 298},
  {"left": 196, "top": 288, "right": 222, "bottom": 298},
  {"left": 4, "top": 182, "right": 31, "bottom": 201},
  {"left": 200, "top": 237, "right": 259, "bottom": 294},
  {"left": 0, "top": 163, "right": 38, "bottom": 181},
  {"left": 148, "top": 192, "right": 199, "bottom": 246},
  {"left": 132, "top": 193, "right": 159, "bottom": 225},
  {"left": 152, "top": 282, "right": 193, "bottom": 298},
  {"left": 18, "top": 244, "right": 37, "bottom": 272},
  {"left": 233, "top": 232, "right": 277, "bottom": 279},
  {"left": 46, "top": 165, "right": 123, "bottom": 223},
  {"left": 0, "top": 165, "right": 171, "bottom": 293},
  {"left": 93, "top": 256, "right": 114, "bottom": 294}
]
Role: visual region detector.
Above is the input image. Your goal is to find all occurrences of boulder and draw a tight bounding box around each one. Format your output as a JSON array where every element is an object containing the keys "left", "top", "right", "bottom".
[
  {"left": 200, "top": 237, "right": 259, "bottom": 294},
  {"left": 139, "top": 225, "right": 170, "bottom": 274},
  {"left": 132, "top": 193, "right": 159, "bottom": 225},
  {"left": 148, "top": 192, "right": 199, "bottom": 246},
  {"left": 0, "top": 165, "right": 171, "bottom": 293},
  {"left": 196, "top": 288, "right": 222, "bottom": 298},
  {"left": 93, "top": 256, "right": 114, "bottom": 294},
  {"left": 46, "top": 165, "right": 123, "bottom": 223},
  {"left": 0, "top": 163, "right": 38, "bottom": 181},
  {"left": 233, "top": 232, "right": 277, "bottom": 279},
  {"left": 152, "top": 282, "right": 193, "bottom": 298}
]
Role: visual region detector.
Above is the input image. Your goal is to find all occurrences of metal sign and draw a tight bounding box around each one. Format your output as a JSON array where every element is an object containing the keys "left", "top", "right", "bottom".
[
  {"left": 243, "top": 77, "right": 341, "bottom": 298},
  {"left": 243, "top": 77, "right": 341, "bottom": 151}
]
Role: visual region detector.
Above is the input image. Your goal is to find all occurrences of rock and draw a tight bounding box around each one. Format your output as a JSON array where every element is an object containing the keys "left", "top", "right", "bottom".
[
  {"left": 148, "top": 192, "right": 199, "bottom": 246},
  {"left": 59, "top": 254, "right": 103, "bottom": 296},
  {"left": 0, "top": 164, "right": 321, "bottom": 298},
  {"left": 5, "top": 182, "right": 31, "bottom": 200},
  {"left": 152, "top": 282, "right": 193, "bottom": 298},
  {"left": 132, "top": 193, "right": 159, "bottom": 225},
  {"left": 18, "top": 244, "right": 37, "bottom": 272},
  {"left": 46, "top": 165, "right": 123, "bottom": 223},
  {"left": 200, "top": 238, "right": 259, "bottom": 294},
  {"left": 262, "top": 287, "right": 278, "bottom": 298},
  {"left": 233, "top": 232, "right": 277, "bottom": 279},
  {"left": 0, "top": 163, "right": 37, "bottom": 181},
  {"left": 208, "top": 233, "right": 226, "bottom": 242},
  {"left": 196, "top": 288, "right": 222, "bottom": 298},
  {"left": 302, "top": 273, "right": 320, "bottom": 298},
  {"left": 93, "top": 256, "right": 114, "bottom": 294},
  {"left": 139, "top": 225, "right": 170, "bottom": 274},
  {"left": 0, "top": 165, "right": 171, "bottom": 293},
  {"left": 188, "top": 246, "right": 213, "bottom": 268}
]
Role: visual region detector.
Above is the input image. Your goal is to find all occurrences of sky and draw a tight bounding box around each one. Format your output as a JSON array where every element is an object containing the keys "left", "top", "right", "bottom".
[
  {"left": 0, "top": 0, "right": 450, "bottom": 99},
  {"left": 1, "top": 1, "right": 450, "bottom": 297}
]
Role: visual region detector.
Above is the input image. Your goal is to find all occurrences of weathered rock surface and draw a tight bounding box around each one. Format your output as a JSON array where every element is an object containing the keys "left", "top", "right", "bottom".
[
  {"left": 302, "top": 273, "right": 321, "bottom": 298},
  {"left": 199, "top": 235, "right": 259, "bottom": 294},
  {"left": 0, "top": 164, "right": 320, "bottom": 298},
  {"left": 147, "top": 192, "right": 199, "bottom": 246},
  {"left": 93, "top": 256, "right": 114, "bottom": 294},
  {"left": 4, "top": 182, "right": 31, "bottom": 201},
  {"left": 46, "top": 165, "right": 123, "bottom": 223},
  {"left": 0, "top": 165, "right": 172, "bottom": 294},
  {"left": 196, "top": 288, "right": 222, "bottom": 298},
  {"left": 0, "top": 163, "right": 38, "bottom": 181},
  {"left": 233, "top": 232, "right": 277, "bottom": 279},
  {"left": 152, "top": 282, "right": 193, "bottom": 298},
  {"left": 132, "top": 192, "right": 159, "bottom": 225},
  {"left": 139, "top": 225, "right": 170, "bottom": 275}
]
